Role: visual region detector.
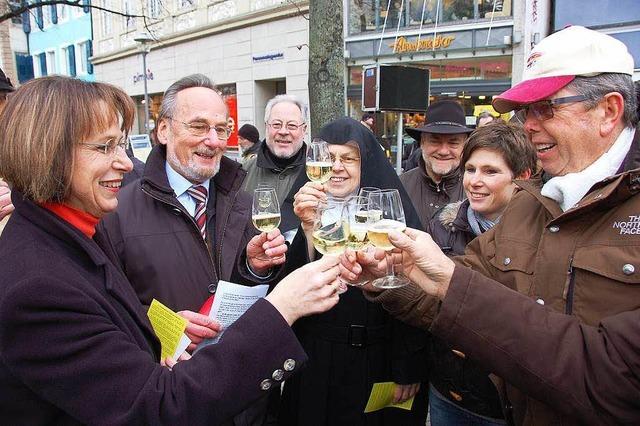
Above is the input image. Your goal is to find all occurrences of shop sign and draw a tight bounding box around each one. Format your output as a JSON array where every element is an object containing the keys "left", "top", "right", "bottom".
[
  {"left": 390, "top": 35, "right": 455, "bottom": 53},
  {"left": 252, "top": 52, "right": 284, "bottom": 63},
  {"left": 133, "top": 69, "right": 154, "bottom": 84}
]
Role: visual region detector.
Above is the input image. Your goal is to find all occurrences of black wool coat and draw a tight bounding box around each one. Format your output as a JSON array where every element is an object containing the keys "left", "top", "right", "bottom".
[{"left": 0, "top": 191, "right": 306, "bottom": 425}]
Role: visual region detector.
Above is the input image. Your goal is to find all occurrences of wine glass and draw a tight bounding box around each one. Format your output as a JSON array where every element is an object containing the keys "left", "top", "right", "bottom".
[
  {"left": 306, "top": 139, "right": 333, "bottom": 183},
  {"left": 312, "top": 196, "right": 349, "bottom": 293},
  {"left": 252, "top": 187, "right": 283, "bottom": 261},
  {"left": 366, "top": 189, "right": 410, "bottom": 289},
  {"left": 343, "top": 196, "right": 372, "bottom": 286},
  {"left": 358, "top": 187, "right": 381, "bottom": 199}
]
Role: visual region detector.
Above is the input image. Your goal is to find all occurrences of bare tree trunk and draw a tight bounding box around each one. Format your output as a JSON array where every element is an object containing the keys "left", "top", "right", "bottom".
[{"left": 308, "top": 0, "right": 344, "bottom": 135}]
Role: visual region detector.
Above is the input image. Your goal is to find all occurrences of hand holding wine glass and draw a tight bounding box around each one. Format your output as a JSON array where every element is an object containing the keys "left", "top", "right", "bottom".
[{"left": 249, "top": 187, "right": 286, "bottom": 265}]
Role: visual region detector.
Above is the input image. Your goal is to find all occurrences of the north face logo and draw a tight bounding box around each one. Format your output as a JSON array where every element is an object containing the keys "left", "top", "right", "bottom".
[{"left": 613, "top": 215, "right": 640, "bottom": 234}]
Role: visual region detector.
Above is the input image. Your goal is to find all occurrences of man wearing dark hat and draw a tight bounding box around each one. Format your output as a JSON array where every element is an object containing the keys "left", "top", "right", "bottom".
[
  {"left": 237, "top": 123, "right": 261, "bottom": 163},
  {"left": 0, "top": 67, "right": 15, "bottom": 235},
  {"left": 400, "top": 100, "right": 473, "bottom": 228}
]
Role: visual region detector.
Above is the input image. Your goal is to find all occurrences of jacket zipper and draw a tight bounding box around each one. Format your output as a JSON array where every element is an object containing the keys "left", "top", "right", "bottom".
[
  {"left": 565, "top": 256, "right": 575, "bottom": 315},
  {"left": 141, "top": 186, "right": 219, "bottom": 283}
]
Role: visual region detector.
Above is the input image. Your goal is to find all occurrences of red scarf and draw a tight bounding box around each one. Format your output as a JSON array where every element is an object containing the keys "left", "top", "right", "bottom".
[{"left": 41, "top": 202, "right": 100, "bottom": 238}]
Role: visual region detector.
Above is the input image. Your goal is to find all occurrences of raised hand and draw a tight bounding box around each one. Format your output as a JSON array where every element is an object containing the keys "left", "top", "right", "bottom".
[
  {"left": 247, "top": 228, "right": 288, "bottom": 274},
  {"left": 387, "top": 227, "right": 455, "bottom": 300},
  {"left": 293, "top": 182, "right": 327, "bottom": 231},
  {"left": 266, "top": 255, "right": 342, "bottom": 325}
]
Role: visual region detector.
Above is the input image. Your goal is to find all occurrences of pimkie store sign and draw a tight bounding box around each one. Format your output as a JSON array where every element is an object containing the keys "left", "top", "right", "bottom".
[{"left": 390, "top": 35, "right": 455, "bottom": 53}]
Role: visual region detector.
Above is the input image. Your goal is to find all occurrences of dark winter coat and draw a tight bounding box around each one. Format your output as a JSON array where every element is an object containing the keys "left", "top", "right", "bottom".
[
  {"left": 399, "top": 154, "right": 465, "bottom": 229},
  {"left": 425, "top": 199, "right": 504, "bottom": 419},
  {"left": 279, "top": 118, "right": 429, "bottom": 426},
  {"left": 96, "top": 144, "right": 262, "bottom": 312},
  {"left": 0, "top": 191, "right": 306, "bottom": 425}
]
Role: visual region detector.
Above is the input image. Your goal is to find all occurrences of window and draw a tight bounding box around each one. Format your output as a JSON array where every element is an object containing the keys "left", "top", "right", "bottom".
[
  {"left": 64, "top": 45, "right": 77, "bottom": 77},
  {"left": 57, "top": 4, "right": 69, "bottom": 22},
  {"left": 101, "top": 0, "right": 113, "bottom": 35},
  {"left": 148, "top": 0, "right": 162, "bottom": 18},
  {"left": 348, "top": 0, "right": 511, "bottom": 35},
  {"left": 46, "top": 50, "right": 57, "bottom": 74},
  {"left": 33, "top": 53, "right": 47, "bottom": 77},
  {"left": 178, "top": 0, "right": 196, "bottom": 9},
  {"left": 123, "top": 0, "right": 136, "bottom": 30},
  {"left": 43, "top": 4, "right": 52, "bottom": 27},
  {"left": 77, "top": 41, "right": 88, "bottom": 75}
]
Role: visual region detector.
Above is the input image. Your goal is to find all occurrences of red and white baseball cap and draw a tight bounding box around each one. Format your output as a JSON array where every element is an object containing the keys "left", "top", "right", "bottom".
[{"left": 493, "top": 26, "right": 635, "bottom": 113}]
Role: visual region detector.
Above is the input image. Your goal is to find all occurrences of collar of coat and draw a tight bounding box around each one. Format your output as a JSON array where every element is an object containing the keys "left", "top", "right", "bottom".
[
  {"left": 141, "top": 144, "right": 246, "bottom": 198},
  {"left": 516, "top": 128, "right": 640, "bottom": 222},
  {"left": 255, "top": 140, "right": 306, "bottom": 172}
]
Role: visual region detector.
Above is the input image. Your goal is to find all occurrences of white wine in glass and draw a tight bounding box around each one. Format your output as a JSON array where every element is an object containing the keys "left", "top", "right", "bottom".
[
  {"left": 312, "top": 197, "right": 347, "bottom": 257},
  {"left": 367, "top": 189, "right": 409, "bottom": 289},
  {"left": 251, "top": 187, "right": 283, "bottom": 260},
  {"left": 306, "top": 140, "right": 333, "bottom": 183}
]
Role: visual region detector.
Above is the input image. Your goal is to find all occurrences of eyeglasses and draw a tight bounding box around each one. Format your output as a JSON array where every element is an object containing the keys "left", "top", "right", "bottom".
[
  {"left": 80, "top": 136, "right": 129, "bottom": 155},
  {"left": 330, "top": 153, "right": 360, "bottom": 166},
  {"left": 267, "top": 121, "right": 305, "bottom": 132},
  {"left": 515, "top": 95, "right": 589, "bottom": 122},
  {"left": 169, "top": 118, "right": 230, "bottom": 140}
]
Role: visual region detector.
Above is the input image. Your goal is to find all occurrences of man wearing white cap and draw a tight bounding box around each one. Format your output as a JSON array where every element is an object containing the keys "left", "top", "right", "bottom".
[{"left": 347, "top": 26, "right": 640, "bottom": 424}]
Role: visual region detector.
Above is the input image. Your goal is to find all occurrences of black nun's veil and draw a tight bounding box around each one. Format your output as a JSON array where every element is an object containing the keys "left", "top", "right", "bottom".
[{"left": 280, "top": 117, "right": 423, "bottom": 232}]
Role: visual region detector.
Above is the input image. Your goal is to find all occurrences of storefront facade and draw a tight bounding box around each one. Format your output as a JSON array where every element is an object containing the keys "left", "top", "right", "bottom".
[
  {"left": 91, "top": 1, "right": 310, "bottom": 152},
  {"left": 343, "top": 0, "right": 540, "bottom": 165}
]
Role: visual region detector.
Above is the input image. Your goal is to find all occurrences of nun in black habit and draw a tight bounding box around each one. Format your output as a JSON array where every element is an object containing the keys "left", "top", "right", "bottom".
[{"left": 278, "top": 117, "right": 429, "bottom": 426}]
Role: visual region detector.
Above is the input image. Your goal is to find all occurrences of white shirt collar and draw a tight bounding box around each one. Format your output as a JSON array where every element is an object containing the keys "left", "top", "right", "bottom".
[{"left": 165, "top": 161, "right": 210, "bottom": 197}]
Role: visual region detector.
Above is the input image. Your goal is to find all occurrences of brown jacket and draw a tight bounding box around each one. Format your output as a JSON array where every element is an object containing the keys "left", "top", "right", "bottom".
[
  {"left": 374, "top": 141, "right": 640, "bottom": 424},
  {"left": 400, "top": 155, "right": 465, "bottom": 229}
]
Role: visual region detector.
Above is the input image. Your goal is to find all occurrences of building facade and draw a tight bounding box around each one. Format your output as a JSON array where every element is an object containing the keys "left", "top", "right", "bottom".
[
  {"left": 91, "top": 0, "right": 310, "bottom": 148},
  {"left": 28, "top": 3, "right": 94, "bottom": 81},
  {"left": 343, "top": 0, "right": 551, "bottom": 164},
  {"left": 0, "top": 9, "right": 32, "bottom": 85},
  {"left": 552, "top": 0, "right": 640, "bottom": 81}
]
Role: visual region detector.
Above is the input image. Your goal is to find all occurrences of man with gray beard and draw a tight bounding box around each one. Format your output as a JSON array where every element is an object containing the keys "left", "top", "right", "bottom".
[
  {"left": 96, "top": 75, "right": 287, "bottom": 426},
  {"left": 242, "top": 95, "right": 307, "bottom": 207},
  {"left": 400, "top": 100, "right": 473, "bottom": 228}
]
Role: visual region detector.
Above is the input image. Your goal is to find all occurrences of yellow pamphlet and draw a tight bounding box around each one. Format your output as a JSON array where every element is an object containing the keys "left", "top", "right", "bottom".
[
  {"left": 364, "top": 382, "right": 415, "bottom": 413},
  {"left": 147, "top": 299, "right": 188, "bottom": 359}
]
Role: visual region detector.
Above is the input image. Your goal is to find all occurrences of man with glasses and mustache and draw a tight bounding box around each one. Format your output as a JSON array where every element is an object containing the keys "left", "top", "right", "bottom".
[
  {"left": 350, "top": 26, "right": 640, "bottom": 424},
  {"left": 96, "top": 75, "right": 288, "bottom": 426},
  {"left": 242, "top": 96, "right": 308, "bottom": 232},
  {"left": 401, "top": 100, "right": 473, "bottom": 228}
]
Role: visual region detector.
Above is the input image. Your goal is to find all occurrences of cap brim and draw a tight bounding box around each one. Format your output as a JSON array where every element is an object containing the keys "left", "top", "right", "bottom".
[
  {"left": 406, "top": 125, "right": 472, "bottom": 141},
  {"left": 492, "top": 75, "right": 575, "bottom": 113}
]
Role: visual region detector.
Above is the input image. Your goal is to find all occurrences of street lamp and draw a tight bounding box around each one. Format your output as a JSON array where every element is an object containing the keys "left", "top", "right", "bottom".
[{"left": 134, "top": 32, "right": 154, "bottom": 134}]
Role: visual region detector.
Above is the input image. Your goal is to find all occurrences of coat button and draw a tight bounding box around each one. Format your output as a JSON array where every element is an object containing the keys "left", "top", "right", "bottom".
[
  {"left": 503, "top": 257, "right": 511, "bottom": 266},
  {"left": 260, "top": 379, "right": 272, "bottom": 391},
  {"left": 283, "top": 359, "right": 296, "bottom": 371},
  {"left": 272, "top": 369, "right": 285, "bottom": 381},
  {"left": 171, "top": 207, "right": 181, "bottom": 216},
  {"left": 549, "top": 225, "right": 560, "bottom": 233},
  {"left": 451, "top": 349, "right": 466, "bottom": 359},
  {"left": 622, "top": 264, "right": 635, "bottom": 275},
  {"left": 449, "top": 390, "right": 463, "bottom": 401},
  {"left": 536, "top": 298, "right": 545, "bottom": 305},
  {"left": 207, "top": 283, "right": 217, "bottom": 293}
]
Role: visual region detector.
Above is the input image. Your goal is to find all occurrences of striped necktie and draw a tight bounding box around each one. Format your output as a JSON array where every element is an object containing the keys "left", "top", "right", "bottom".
[{"left": 187, "top": 185, "right": 208, "bottom": 239}]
